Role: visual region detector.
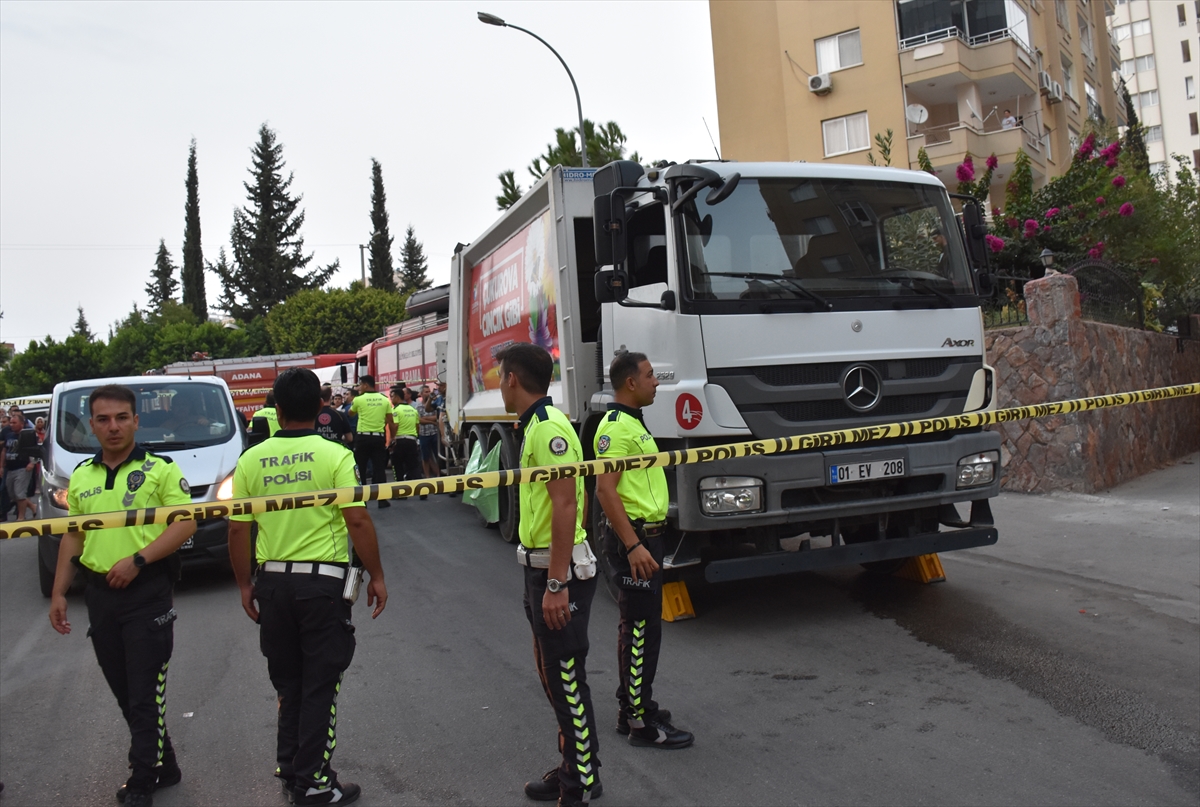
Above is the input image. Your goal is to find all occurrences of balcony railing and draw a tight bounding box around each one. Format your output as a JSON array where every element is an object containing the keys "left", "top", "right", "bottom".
[
  {"left": 910, "top": 119, "right": 1043, "bottom": 154},
  {"left": 899, "top": 25, "right": 1034, "bottom": 56},
  {"left": 1086, "top": 97, "right": 1105, "bottom": 122}
]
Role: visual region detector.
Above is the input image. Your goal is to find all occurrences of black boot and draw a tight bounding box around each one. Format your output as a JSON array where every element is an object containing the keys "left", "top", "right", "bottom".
[
  {"left": 524, "top": 768, "right": 603, "bottom": 802},
  {"left": 627, "top": 715, "right": 694, "bottom": 750}
]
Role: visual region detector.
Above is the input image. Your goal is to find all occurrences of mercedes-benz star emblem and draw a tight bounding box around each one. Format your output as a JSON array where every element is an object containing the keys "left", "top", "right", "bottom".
[{"left": 842, "top": 364, "right": 883, "bottom": 412}]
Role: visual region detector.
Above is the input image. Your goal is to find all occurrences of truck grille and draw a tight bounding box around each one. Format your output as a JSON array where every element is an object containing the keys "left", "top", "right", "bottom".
[{"left": 707, "top": 357, "right": 980, "bottom": 439}]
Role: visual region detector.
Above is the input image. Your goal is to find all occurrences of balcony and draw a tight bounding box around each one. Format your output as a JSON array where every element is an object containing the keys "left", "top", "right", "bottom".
[
  {"left": 899, "top": 27, "right": 1036, "bottom": 86},
  {"left": 907, "top": 122, "right": 1048, "bottom": 191}
]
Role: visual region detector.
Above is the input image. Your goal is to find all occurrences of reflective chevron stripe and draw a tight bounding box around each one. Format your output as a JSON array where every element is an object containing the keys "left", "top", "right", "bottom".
[
  {"left": 627, "top": 620, "right": 647, "bottom": 727},
  {"left": 311, "top": 673, "right": 344, "bottom": 787},
  {"left": 154, "top": 661, "right": 169, "bottom": 766},
  {"left": 560, "top": 658, "right": 595, "bottom": 790}
]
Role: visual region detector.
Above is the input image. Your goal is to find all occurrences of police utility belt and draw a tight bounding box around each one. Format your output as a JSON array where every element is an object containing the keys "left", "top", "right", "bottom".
[
  {"left": 516, "top": 540, "right": 597, "bottom": 581},
  {"left": 393, "top": 434, "right": 417, "bottom": 441},
  {"left": 260, "top": 560, "right": 364, "bottom": 605}
]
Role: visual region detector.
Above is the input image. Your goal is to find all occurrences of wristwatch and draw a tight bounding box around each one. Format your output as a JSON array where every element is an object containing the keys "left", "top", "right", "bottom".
[
  {"left": 132, "top": 553, "right": 147, "bottom": 568},
  {"left": 546, "top": 578, "right": 567, "bottom": 593}
]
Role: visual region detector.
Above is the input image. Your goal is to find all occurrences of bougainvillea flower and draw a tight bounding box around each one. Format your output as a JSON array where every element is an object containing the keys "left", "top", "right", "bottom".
[
  {"left": 956, "top": 161, "right": 975, "bottom": 183},
  {"left": 1023, "top": 219, "right": 1039, "bottom": 237},
  {"left": 986, "top": 154, "right": 998, "bottom": 170},
  {"left": 1077, "top": 133, "right": 1096, "bottom": 159},
  {"left": 985, "top": 235, "right": 1005, "bottom": 253},
  {"left": 1119, "top": 202, "right": 1134, "bottom": 217},
  {"left": 1042, "top": 224, "right": 1052, "bottom": 233},
  {"left": 1006, "top": 217, "right": 1019, "bottom": 229},
  {"left": 1045, "top": 207, "right": 1060, "bottom": 219},
  {"left": 1112, "top": 175, "right": 1126, "bottom": 188},
  {"left": 1095, "top": 196, "right": 1105, "bottom": 206}
]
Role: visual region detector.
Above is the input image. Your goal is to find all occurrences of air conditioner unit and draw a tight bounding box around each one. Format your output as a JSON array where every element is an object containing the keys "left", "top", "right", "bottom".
[
  {"left": 1048, "top": 81, "right": 1064, "bottom": 103},
  {"left": 808, "top": 73, "right": 833, "bottom": 94},
  {"left": 1039, "top": 71, "right": 1054, "bottom": 92}
]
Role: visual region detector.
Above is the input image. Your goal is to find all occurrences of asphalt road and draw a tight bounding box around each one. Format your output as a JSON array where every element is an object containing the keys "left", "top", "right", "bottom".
[{"left": 1, "top": 454, "right": 1196, "bottom": 806}]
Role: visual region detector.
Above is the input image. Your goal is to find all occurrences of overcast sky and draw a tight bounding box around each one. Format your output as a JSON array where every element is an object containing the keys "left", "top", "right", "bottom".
[{"left": 0, "top": 1, "right": 719, "bottom": 349}]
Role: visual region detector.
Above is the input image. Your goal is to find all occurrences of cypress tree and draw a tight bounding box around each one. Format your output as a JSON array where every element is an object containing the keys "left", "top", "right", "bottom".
[
  {"left": 1120, "top": 84, "right": 1150, "bottom": 174},
  {"left": 73, "top": 305, "right": 94, "bottom": 341},
  {"left": 398, "top": 225, "right": 432, "bottom": 296},
  {"left": 214, "top": 123, "right": 338, "bottom": 320},
  {"left": 367, "top": 158, "right": 396, "bottom": 293},
  {"left": 147, "top": 239, "right": 180, "bottom": 310},
  {"left": 181, "top": 139, "right": 208, "bottom": 321}
]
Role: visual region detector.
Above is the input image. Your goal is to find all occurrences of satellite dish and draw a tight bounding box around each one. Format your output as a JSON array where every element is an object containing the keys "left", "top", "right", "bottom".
[
  {"left": 905, "top": 104, "right": 929, "bottom": 124},
  {"left": 965, "top": 98, "right": 982, "bottom": 120}
]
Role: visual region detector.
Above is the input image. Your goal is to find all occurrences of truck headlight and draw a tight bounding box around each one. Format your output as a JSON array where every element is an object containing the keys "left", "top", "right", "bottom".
[
  {"left": 699, "top": 476, "right": 764, "bottom": 515},
  {"left": 216, "top": 474, "right": 235, "bottom": 501},
  {"left": 956, "top": 451, "right": 999, "bottom": 488},
  {"left": 47, "top": 480, "right": 70, "bottom": 510}
]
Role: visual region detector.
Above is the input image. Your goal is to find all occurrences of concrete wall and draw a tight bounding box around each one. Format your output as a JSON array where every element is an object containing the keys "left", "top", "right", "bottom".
[{"left": 984, "top": 273, "right": 1200, "bottom": 493}]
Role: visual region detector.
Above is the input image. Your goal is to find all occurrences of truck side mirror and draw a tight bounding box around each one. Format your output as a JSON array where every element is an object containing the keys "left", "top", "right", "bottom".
[
  {"left": 593, "top": 194, "right": 628, "bottom": 270},
  {"left": 339, "top": 366, "right": 347, "bottom": 384},
  {"left": 960, "top": 200, "right": 990, "bottom": 273},
  {"left": 594, "top": 269, "right": 616, "bottom": 303}
]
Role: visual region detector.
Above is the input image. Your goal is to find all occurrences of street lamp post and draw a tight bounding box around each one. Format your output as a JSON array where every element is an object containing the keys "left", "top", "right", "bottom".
[
  {"left": 359, "top": 244, "right": 368, "bottom": 286},
  {"left": 477, "top": 12, "right": 588, "bottom": 168}
]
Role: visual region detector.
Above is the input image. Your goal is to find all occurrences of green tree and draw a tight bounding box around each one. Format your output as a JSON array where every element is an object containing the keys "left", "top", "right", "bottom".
[
  {"left": 103, "top": 305, "right": 157, "bottom": 375},
  {"left": 497, "top": 119, "right": 641, "bottom": 210},
  {"left": 265, "top": 285, "right": 409, "bottom": 355},
  {"left": 147, "top": 239, "right": 180, "bottom": 310},
  {"left": 367, "top": 158, "right": 397, "bottom": 293},
  {"left": 1120, "top": 83, "right": 1150, "bottom": 175},
  {"left": 398, "top": 225, "right": 431, "bottom": 296},
  {"left": 73, "top": 305, "right": 94, "bottom": 341},
  {"left": 866, "top": 129, "right": 894, "bottom": 167},
  {"left": 2, "top": 334, "right": 106, "bottom": 395},
  {"left": 181, "top": 138, "right": 208, "bottom": 321},
  {"left": 214, "top": 123, "right": 338, "bottom": 320}
]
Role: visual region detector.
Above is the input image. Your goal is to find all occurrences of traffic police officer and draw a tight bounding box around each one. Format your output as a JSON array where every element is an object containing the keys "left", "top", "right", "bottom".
[
  {"left": 496, "top": 343, "right": 601, "bottom": 807},
  {"left": 250, "top": 391, "right": 281, "bottom": 446},
  {"left": 594, "top": 352, "right": 694, "bottom": 749},
  {"left": 229, "top": 367, "right": 387, "bottom": 807},
  {"left": 349, "top": 375, "right": 394, "bottom": 507},
  {"left": 49, "top": 384, "right": 197, "bottom": 807},
  {"left": 388, "top": 385, "right": 422, "bottom": 487}
]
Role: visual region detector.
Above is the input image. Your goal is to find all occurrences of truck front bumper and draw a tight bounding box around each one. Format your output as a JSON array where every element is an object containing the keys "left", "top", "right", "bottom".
[{"left": 673, "top": 429, "right": 1002, "bottom": 532}]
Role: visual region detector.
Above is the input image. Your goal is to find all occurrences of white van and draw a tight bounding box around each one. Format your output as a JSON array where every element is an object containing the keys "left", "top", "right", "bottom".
[{"left": 36, "top": 376, "right": 246, "bottom": 596}]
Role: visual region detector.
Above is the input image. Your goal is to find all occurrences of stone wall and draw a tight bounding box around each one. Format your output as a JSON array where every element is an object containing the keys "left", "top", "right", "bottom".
[{"left": 984, "top": 273, "right": 1200, "bottom": 493}]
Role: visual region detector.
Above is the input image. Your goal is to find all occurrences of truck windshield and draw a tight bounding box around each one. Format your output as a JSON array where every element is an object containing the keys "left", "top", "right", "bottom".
[
  {"left": 677, "top": 177, "right": 974, "bottom": 306},
  {"left": 56, "top": 382, "right": 235, "bottom": 454}
]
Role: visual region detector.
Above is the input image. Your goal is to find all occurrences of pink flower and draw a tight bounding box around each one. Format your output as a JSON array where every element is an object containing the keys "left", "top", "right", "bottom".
[
  {"left": 986, "top": 154, "right": 998, "bottom": 170},
  {"left": 1088, "top": 241, "right": 1106, "bottom": 259},
  {"left": 1119, "top": 202, "right": 1135, "bottom": 217},
  {"left": 1095, "top": 196, "right": 1106, "bottom": 206},
  {"left": 1112, "top": 175, "right": 1126, "bottom": 188},
  {"left": 1150, "top": 257, "right": 1159, "bottom": 264},
  {"left": 1077, "top": 133, "right": 1096, "bottom": 159},
  {"left": 1045, "top": 207, "right": 1060, "bottom": 219},
  {"left": 1005, "top": 217, "right": 1019, "bottom": 229},
  {"left": 992, "top": 207, "right": 1002, "bottom": 217},
  {"left": 1043, "top": 224, "right": 1052, "bottom": 233},
  {"left": 985, "top": 234, "right": 1005, "bottom": 253},
  {"left": 1105, "top": 158, "right": 1118, "bottom": 169},
  {"left": 956, "top": 161, "right": 975, "bottom": 183},
  {"left": 1023, "top": 219, "right": 1039, "bottom": 237}
]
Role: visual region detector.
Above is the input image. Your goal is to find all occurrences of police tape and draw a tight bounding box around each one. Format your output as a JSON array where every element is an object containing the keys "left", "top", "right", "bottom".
[{"left": 2, "top": 382, "right": 1196, "bottom": 540}]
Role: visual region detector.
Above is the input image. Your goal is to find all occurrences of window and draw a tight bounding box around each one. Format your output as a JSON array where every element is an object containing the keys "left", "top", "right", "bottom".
[
  {"left": 1183, "top": 39, "right": 1192, "bottom": 62},
  {"left": 1190, "top": 112, "right": 1198, "bottom": 136},
  {"left": 1044, "top": 125, "right": 1053, "bottom": 162},
  {"left": 822, "top": 112, "right": 870, "bottom": 157},
  {"left": 1179, "top": 3, "right": 1188, "bottom": 24},
  {"left": 1194, "top": 149, "right": 1200, "bottom": 171},
  {"left": 1135, "top": 89, "right": 1159, "bottom": 110},
  {"left": 1079, "top": 15, "right": 1094, "bottom": 57},
  {"left": 1113, "top": 23, "right": 1131, "bottom": 41},
  {"left": 1068, "top": 128, "right": 1081, "bottom": 154},
  {"left": 815, "top": 29, "right": 862, "bottom": 73},
  {"left": 1150, "top": 161, "right": 1166, "bottom": 175},
  {"left": 1055, "top": 0, "right": 1070, "bottom": 31},
  {"left": 1146, "top": 125, "right": 1163, "bottom": 142},
  {"left": 1132, "top": 19, "right": 1151, "bottom": 37},
  {"left": 1061, "top": 55, "right": 1076, "bottom": 98},
  {"left": 1187, "top": 76, "right": 1197, "bottom": 99},
  {"left": 1136, "top": 54, "right": 1156, "bottom": 71},
  {"left": 1085, "top": 80, "right": 1098, "bottom": 101},
  {"left": 1120, "top": 58, "right": 1135, "bottom": 76}
]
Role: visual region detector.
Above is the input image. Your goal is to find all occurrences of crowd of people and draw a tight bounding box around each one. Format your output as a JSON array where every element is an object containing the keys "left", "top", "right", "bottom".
[{"left": 0, "top": 404, "right": 46, "bottom": 523}]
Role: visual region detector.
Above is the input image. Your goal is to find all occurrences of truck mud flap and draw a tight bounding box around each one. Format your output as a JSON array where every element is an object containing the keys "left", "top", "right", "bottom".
[{"left": 704, "top": 527, "right": 998, "bottom": 583}]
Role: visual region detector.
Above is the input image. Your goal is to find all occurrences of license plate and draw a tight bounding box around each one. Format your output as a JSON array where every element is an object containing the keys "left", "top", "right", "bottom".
[
  {"left": 828, "top": 458, "right": 905, "bottom": 485},
  {"left": 180, "top": 538, "right": 194, "bottom": 550}
]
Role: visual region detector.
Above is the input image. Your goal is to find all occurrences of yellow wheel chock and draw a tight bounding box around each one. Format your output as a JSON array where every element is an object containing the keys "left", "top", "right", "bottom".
[{"left": 894, "top": 553, "right": 946, "bottom": 584}]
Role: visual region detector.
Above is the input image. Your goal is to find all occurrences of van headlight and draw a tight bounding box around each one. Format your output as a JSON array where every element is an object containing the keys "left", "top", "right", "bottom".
[
  {"left": 699, "top": 476, "right": 764, "bottom": 515},
  {"left": 216, "top": 474, "right": 235, "bottom": 500},
  {"left": 956, "top": 451, "right": 999, "bottom": 488}
]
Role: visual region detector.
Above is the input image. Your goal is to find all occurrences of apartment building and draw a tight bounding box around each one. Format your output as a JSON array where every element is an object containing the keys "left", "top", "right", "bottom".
[
  {"left": 710, "top": 0, "right": 1122, "bottom": 203},
  {"left": 1109, "top": 0, "right": 1200, "bottom": 173}
]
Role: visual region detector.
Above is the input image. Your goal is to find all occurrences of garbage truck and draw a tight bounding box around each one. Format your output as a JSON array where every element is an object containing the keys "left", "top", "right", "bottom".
[{"left": 446, "top": 160, "right": 1001, "bottom": 589}]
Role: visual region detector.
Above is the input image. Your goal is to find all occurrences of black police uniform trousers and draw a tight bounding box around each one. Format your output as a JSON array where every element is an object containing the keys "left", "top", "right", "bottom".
[
  {"left": 256, "top": 569, "right": 356, "bottom": 791},
  {"left": 601, "top": 520, "right": 665, "bottom": 728},
  {"left": 390, "top": 436, "right": 422, "bottom": 483},
  {"left": 523, "top": 566, "right": 600, "bottom": 804},
  {"left": 354, "top": 434, "right": 388, "bottom": 489},
  {"left": 83, "top": 562, "right": 178, "bottom": 792}
]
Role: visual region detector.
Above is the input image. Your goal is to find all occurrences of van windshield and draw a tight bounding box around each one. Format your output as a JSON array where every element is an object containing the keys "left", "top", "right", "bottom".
[
  {"left": 56, "top": 382, "right": 235, "bottom": 454},
  {"left": 677, "top": 177, "right": 975, "bottom": 307}
]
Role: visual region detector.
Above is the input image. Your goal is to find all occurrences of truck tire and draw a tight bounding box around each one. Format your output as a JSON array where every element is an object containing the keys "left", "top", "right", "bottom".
[
  {"left": 39, "top": 551, "right": 54, "bottom": 598},
  {"left": 468, "top": 427, "right": 498, "bottom": 528},
  {"left": 494, "top": 425, "right": 521, "bottom": 544}
]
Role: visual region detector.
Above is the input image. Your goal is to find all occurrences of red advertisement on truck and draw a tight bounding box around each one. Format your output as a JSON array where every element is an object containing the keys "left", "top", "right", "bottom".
[
  {"left": 466, "top": 209, "right": 559, "bottom": 394},
  {"left": 163, "top": 352, "right": 355, "bottom": 415}
]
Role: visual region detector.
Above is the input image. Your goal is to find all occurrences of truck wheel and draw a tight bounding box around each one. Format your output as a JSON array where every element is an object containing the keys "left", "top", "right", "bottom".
[
  {"left": 39, "top": 551, "right": 54, "bottom": 598},
  {"left": 468, "top": 427, "right": 497, "bottom": 528},
  {"left": 495, "top": 425, "right": 521, "bottom": 544}
]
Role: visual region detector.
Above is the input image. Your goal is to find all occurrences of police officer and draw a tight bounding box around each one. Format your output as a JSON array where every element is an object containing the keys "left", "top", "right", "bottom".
[
  {"left": 594, "top": 352, "right": 694, "bottom": 749},
  {"left": 388, "top": 385, "right": 422, "bottom": 489},
  {"left": 228, "top": 368, "right": 387, "bottom": 807},
  {"left": 316, "top": 386, "right": 353, "bottom": 445},
  {"left": 250, "top": 391, "right": 281, "bottom": 446},
  {"left": 48, "top": 384, "right": 197, "bottom": 807},
  {"left": 349, "top": 375, "right": 394, "bottom": 508},
  {"left": 496, "top": 343, "right": 601, "bottom": 807}
]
